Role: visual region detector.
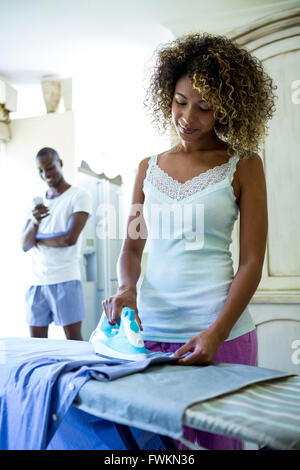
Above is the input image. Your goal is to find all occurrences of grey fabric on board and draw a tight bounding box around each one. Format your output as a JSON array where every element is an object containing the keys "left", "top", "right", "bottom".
[{"left": 76, "top": 361, "right": 293, "bottom": 439}]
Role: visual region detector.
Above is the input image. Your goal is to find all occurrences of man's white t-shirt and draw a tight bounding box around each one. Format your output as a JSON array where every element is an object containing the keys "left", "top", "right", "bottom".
[{"left": 29, "top": 186, "right": 92, "bottom": 286}]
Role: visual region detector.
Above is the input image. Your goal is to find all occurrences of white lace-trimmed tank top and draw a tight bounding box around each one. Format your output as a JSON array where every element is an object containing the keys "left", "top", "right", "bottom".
[{"left": 137, "top": 153, "right": 255, "bottom": 342}]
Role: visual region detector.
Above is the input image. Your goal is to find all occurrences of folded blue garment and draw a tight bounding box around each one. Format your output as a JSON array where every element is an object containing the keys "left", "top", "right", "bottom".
[
  {"left": 0, "top": 337, "right": 292, "bottom": 450},
  {"left": 0, "top": 337, "right": 179, "bottom": 450}
]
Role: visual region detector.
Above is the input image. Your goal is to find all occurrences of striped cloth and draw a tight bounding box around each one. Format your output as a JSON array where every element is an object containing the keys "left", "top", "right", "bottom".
[{"left": 184, "top": 375, "right": 300, "bottom": 450}]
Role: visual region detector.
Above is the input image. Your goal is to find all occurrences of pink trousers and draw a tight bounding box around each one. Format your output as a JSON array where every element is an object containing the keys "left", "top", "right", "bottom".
[{"left": 145, "top": 329, "right": 258, "bottom": 450}]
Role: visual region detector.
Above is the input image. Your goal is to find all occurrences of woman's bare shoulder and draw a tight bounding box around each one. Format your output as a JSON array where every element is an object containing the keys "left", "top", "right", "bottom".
[
  {"left": 138, "top": 155, "right": 152, "bottom": 169},
  {"left": 133, "top": 155, "right": 157, "bottom": 191},
  {"left": 237, "top": 153, "right": 265, "bottom": 187},
  {"left": 234, "top": 155, "right": 267, "bottom": 215},
  {"left": 135, "top": 156, "right": 153, "bottom": 182}
]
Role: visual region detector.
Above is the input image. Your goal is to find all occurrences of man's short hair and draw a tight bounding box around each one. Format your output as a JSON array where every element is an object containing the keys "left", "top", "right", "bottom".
[{"left": 36, "top": 147, "right": 60, "bottom": 161}]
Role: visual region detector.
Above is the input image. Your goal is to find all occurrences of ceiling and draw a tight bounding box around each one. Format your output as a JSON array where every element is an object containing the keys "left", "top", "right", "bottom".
[{"left": 0, "top": 0, "right": 297, "bottom": 84}]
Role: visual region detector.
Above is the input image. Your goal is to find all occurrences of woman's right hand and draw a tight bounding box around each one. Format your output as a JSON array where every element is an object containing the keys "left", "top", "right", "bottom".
[{"left": 101, "top": 286, "right": 143, "bottom": 330}]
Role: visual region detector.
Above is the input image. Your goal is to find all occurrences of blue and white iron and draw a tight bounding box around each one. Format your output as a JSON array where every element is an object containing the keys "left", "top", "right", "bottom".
[{"left": 89, "top": 307, "right": 147, "bottom": 361}]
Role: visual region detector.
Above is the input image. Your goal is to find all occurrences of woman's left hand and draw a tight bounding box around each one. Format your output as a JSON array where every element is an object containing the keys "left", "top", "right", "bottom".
[{"left": 171, "top": 327, "right": 225, "bottom": 365}]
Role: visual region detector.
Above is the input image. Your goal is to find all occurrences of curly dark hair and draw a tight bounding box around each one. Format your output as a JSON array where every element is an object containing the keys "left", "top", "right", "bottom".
[{"left": 144, "top": 32, "right": 277, "bottom": 159}]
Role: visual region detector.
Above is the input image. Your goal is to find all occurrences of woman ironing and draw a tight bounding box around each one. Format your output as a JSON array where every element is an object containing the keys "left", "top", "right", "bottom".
[{"left": 102, "top": 32, "right": 276, "bottom": 449}]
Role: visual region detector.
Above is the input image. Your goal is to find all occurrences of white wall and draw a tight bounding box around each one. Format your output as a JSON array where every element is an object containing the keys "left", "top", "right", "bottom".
[
  {"left": 0, "top": 48, "right": 170, "bottom": 339},
  {"left": 0, "top": 112, "right": 75, "bottom": 337}
]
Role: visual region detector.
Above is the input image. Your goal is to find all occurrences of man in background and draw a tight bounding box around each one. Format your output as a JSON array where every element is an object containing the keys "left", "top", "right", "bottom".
[{"left": 21, "top": 147, "right": 92, "bottom": 340}]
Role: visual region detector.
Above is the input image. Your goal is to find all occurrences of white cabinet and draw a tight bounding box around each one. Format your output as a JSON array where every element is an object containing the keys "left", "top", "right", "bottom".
[
  {"left": 77, "top": 166, "right": 123, "bottom": 340},
  {"left": 228, "top": 5, "right": 300, "bottom": 374}
]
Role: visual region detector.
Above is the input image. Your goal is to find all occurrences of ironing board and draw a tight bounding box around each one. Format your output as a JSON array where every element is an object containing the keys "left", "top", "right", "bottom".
[
  {"left": 73, "top": 370, "right": 300, "bottom": 450},
  {"left": 182, "top": 374, "right": 300, "bottom": 450},
  {"left": 1, "top": 337, "right": 299, "bottom": 451}
]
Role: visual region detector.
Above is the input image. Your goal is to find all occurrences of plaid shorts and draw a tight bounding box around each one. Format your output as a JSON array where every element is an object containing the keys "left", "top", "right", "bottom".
[{"left": 26, "top": 280, "right": 86, "bottom": 327}]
